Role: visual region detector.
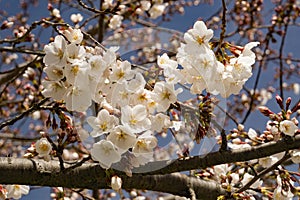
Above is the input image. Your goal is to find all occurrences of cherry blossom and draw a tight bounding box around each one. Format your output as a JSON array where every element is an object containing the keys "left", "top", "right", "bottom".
[
  {"left": 110, "top": 60, "right": 135, "bottom": 83},
  {"left": 241, "top": 173, "right": 262, "bottom": 189},
  {"left": 121, "top": 105, "right": 151, "bottom": 133},
  {"left": 35, "top": 138, "right": 52, "bottom": 157},
  {"left": 291, "top": 150, "right": 300, "bottom": 163},
  {"left": 273, "top": 176, "right": 294, "bottom": 200},
  {"left": 6, "top": 185, "right": 30, "bottom": 199},
  {"left": 70, "top": 13, "right": 83, "bottom": 24},
  {"left": 91, "top": 140, "right": 121, "bottom": 169},
  {"left": 107, "top": 125, "right": 137, "bottom": 153},
  {"left": 64, "top": 84, "right": 92, "bottom": 112},
  {"left": 184, "top": 21, "right": 213, "bottom": 53},
  {"left": 152, "top": 82, "right": 182, "bottom": 112},
  {"left": 62, "top": 27, "right": 83, "bottom": 44},
  {"left": 149, "top": 4, "right": 166, "bottom": 19},
  {"left": 279, "top": 120, "right": 298, "bottom": 136},
  {"left": 132, "top": 131, "right": 157, "bottom": 156},
  {"left": 111, "top": 176, "right": 122, "bottom": 191},
  {"left": 109, "top": 15, "right": 123, "bottom": 29},
  {"left": 43, "top": 35, "right": 67, "bottom": 67},
  {"left": 41, "top": 80, "right": 67, "bottom": 100},
  {"left": 150, "top": 113, "right": 171, "bottom": 132},
  {"left": 87, "top": 109, "right": 119, "bottom": 137}
]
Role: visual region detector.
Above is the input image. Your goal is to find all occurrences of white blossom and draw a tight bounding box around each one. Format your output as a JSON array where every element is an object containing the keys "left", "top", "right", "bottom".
[
  {"left": 43, "top": 35, "right": 67, "bottom": 67},
  {"left": 35, "top": 138, "right": 52, "bottom": 157},
  {"left": 132, "top": 131, "right": 157, "bottom": 156},
  {"left": 41, "top": 80, "right": 66, "bottom": 100},
  {"left": 62, "top": 27, "right": 83, "bottom": 44},
  {"left": 241, "top": 173, "right": 262, "bottom": 189},
  {"left": 150, "top": 113, "right": 171, "bottom": 132},
  {"left": 291, "top": 150, "right": 300, "bottom": 163},
  {"left": 91, "top": 140, "right": 121, "bottom": 169},
  {"left": 110, "top": 60, "right": 135, "bottom": 83},
  {"left": 279, "top": 120, "right": 298, "bottom": 136},
  {"left": 248, "top": 128, "right": 257, "bottom": 140},
  {"left": 87, "top": 109, "right": 119, "bottom": 137},
  {"left": 184, "top": 21, "right": 213, "bottom": 53},
  {"left": 111, "top": 176, "right": 122, "bottom": 191},
  {"left": 70, "top": 13, "right": 83, "bottom": 24},
  {"left": 121, "top": 105, "right": 151, "bottom": 133},
  {"left": 6, "top": 185, "right": 29, "bottom": 199},
  {"left": 52, "top": 8, "right": 61, "bottom": 18},
  {"left": 107, "top": 125, "right": 137, "bottom": 153},
  {"left": 149, "top": 4, "right": 166, "bottom": 19},
  {"left": 152, "top": 82, "right": 182, "bottom": 112},
  {"left": 109, "top": 15, "right": 123, "bottom": 29}
]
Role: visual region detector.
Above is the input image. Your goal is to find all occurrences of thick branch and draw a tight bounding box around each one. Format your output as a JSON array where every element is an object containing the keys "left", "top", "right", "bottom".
[
  {"left": 136, "top": 135, "right": 300, "bottom": 175},
  {"left": 1, "top": 136, "right": 300, "bottom": 198},
  {"left": 0, "top": 158, "right": 227, "bottom": 199}
]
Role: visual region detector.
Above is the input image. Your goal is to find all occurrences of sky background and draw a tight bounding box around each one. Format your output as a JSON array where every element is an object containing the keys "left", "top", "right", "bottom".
[{"left": 0, "top": 0, "right": 299, "bottom": 199}]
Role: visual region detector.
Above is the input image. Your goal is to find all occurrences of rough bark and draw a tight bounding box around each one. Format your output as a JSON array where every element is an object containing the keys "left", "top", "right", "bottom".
[
  {"left": 0, "top": 135, "right": 299, "bottom": 199},
  {"left": 0, "top": 158, "right": 227, "bottom": 199}
]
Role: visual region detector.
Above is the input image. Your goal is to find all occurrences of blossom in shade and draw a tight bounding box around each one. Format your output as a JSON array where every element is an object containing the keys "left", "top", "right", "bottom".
[
  {"left": 241, "top": 173, "right": 262, "bottom": 189},
  {"left": 291, "top": 150, "right": 300, "bottom": 163}
]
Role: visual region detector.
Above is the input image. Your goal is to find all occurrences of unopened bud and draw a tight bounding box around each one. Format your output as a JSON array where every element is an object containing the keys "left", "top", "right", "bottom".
[
  {"left": 237, "top": 124, "right": 244, "bottom": 131},
  {"left": 276, "top": 95, "right": 284, "bottom": 109},
  {"left": 285, "top": 97, "right": 292, "bottom": 110},
  {"left": 1, "top": 20, "right": 14, "bottom": 30},
  {"left": 258, "top": 106, "right": 274, "bottom": 116}
]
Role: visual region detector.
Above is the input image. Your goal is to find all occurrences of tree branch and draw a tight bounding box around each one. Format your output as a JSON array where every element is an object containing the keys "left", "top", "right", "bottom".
[
  {"left": 0, "top": 158, "right": 227, "bottom": 199},
  {"left": 1, "top": 136, "right": 300, "bottom": 198}
]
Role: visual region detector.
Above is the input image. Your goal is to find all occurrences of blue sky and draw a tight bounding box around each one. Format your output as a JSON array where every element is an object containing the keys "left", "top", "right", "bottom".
[{"left": 0, "top": 0, "right": 299, "bottom": 199}]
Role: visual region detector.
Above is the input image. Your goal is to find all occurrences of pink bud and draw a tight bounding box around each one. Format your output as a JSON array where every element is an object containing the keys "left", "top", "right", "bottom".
[{"left": 276, "top": 95, "right": 284, "bottom": 109}]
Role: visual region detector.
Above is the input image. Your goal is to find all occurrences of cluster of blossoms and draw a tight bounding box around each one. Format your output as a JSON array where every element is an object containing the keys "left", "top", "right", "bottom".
[
  {"left": 176, "top": 21, "right": 259, "bottom": 97},
  {"left": 41, "top": 21, "right": 260, "bottom": 170},
  {"left": 42, "top": 27, "right": 182, "bottom": 170}
]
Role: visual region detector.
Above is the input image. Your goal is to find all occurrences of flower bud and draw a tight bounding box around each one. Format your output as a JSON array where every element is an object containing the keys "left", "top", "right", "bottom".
[
  {"left": 275, "top": 95, "right": 284, "bottom": 109},
  {"left": 258, "top": 106, "right": 274, "bottom": 116},
  {"left": 285, "top": 97, "right": 292, "bottom": 110},
  {"left": 35, "top": 138, "right": 52, "bottom": 157},
  {"left": 111, "top": 176, "right": 122, "bottom": 191}
]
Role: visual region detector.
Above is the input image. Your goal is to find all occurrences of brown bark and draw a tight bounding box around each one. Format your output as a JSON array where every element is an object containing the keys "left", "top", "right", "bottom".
[{"left": 0, "top": 135, "right": 300, "bottom": 199}]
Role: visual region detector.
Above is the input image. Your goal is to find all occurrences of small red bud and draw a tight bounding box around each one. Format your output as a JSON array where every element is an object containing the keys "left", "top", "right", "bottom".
[{"left": 47, "top": 3, "right": 53, "bottom": 11}]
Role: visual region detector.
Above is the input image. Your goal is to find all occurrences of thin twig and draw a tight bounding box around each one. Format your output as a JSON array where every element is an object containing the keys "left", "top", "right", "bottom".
[
  {"left": 0, "top": 98, "right": 50, "bottom": 130},
  {"left": 216, "top": 0, "right": 227, "bottom": 52},
  {"left": 236, "top": 151, "right": 291, "bottom": 194}
]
